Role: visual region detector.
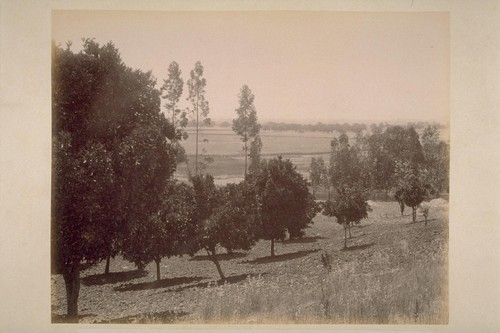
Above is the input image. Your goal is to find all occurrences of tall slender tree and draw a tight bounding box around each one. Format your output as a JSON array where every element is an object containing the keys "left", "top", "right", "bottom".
[
  {"left": 161, "top": 61, "right": 184, "bottom": 129},
  {"left": 248, "top": 134, "right": 263, "bottom": 175},
  {"left": 187, "top": 61, "right": 210, "bottom": 175},
  {"left": 232, "top": 85, "right": 260, "bottom": 178},
  {"left": 310, "top": 157, "right": 327, "bottom": 196},
  {"left": 325, "top": 133, "right": 369, "bottom": 247}
]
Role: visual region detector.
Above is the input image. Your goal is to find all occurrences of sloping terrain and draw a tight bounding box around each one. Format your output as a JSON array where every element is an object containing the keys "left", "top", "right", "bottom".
[{"left": 51, "top": 201, "right": 448, "bottom": 324}]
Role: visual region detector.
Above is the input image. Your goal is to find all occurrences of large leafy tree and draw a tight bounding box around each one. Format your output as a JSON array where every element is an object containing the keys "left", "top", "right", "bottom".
[
  {"left": 255, "top": 157, "right": 318, "bottom": 257},
  {"left": 393, "top": 161, "right": 431, "bottom": 223},
  {"left": 125, "top": 181, "right": 196, "bottom": 281},
  {"left": 190, "top": 174, "right": 226, "bottom": 279},
  {"left": 329, "top": 133, "right": 366, "bottom": 190},
  {"left": 325, "top": 133, "right": 370, "bottom": 247},
  {"left": 187, "top": 61, "right": 210, "bottom": 175},
  {"left": 366, "top": 125, "right": 425, "bottom": 198},
  {"left": 232, "top": 85, "right": 261, "bottom": 178},
  {"left": 421, "top": 125, "right": 449, "bottom": 194},
  {"left": 52, "top": 39, "right": 176, "bottom": 320},
  {"left": 322, "top": 187, "right": 370, "bottom": 249},
  {"left": 194, "top": 179, "right": 259, "bottom": 280}
]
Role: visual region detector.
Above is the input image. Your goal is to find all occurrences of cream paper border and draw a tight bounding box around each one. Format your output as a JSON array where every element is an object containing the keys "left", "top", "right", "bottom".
[{"left": 1, "top": 0, "right": 499, "bottom": 332}]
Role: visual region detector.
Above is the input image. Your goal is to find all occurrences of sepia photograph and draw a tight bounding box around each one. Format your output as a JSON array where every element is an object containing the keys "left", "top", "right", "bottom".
[
  {"left": 49, "top": 10, "right": 450, "bottom": 324},
  {"left": 2, "top": 0, "right": 500, "bottom": 332}
]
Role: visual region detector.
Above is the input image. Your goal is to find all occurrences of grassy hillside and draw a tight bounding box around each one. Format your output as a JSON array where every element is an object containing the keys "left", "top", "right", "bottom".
[{"left": 51, "top": 200, "right": 448, "bottom": 324}]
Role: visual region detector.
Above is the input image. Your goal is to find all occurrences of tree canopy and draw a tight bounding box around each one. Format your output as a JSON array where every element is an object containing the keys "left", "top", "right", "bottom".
[
  {"left": 52, "top": 39, "right": 177, "bottom": 319},
  {"left": 187, "top": 61, "right": 210, "bottom": 175},
  {"left": 254, "top": 156, "right": 318, "bottom": 256},
  {"left": 232, "top": 85, "right": 261, "bottom": 177}
]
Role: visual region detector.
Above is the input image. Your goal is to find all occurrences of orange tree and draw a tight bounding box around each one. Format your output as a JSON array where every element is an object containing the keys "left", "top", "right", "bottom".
[
  {"left": 52, "top": 39, "right": 177, "bottom": 320},
  {"left": 190, "top": 175, "right": 259, "bottom": 281},
  {"left": 254, "top": 156, "right": 318, "bottom": 257}
]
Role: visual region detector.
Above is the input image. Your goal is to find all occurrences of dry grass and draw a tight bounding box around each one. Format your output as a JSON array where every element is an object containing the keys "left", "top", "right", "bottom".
[{"left": 192, "top": 250, "right": 447, "bottom": 324}]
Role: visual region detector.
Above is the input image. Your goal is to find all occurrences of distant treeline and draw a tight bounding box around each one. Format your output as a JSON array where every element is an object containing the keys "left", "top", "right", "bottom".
[{"left": 202, "top": 120, "right": 446, "bottom": 134}]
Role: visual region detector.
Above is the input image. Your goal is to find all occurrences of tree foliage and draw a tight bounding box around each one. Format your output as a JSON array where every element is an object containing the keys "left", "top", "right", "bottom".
[
  {"left": 161, "top": 61, "right": 188, "bottom": 163},
  {"left": 322, "top": 187, "right": 370, "bottom": 248},
  {"left": 255, "top": 157, "right": 318, "bottom": 256},
  {"left": 232, "top": 85, "right": 261, "bottom": 177},
  {"left": 421, "top": 125, "right": 449, "bottom": 194},
  {"left": 326, "top": 133, "right": 370, "bottom": 248},
  {"left": 52, "top": 39, "right": 176, "bottom": 319},
  {"left": 122, "top": 182, "right": 196, "bottom": 280},
  {"left": 309, "top": 157, "right": 328, "bottom": 196},
  {"left": 187, "top": 61, "right": 210, "bottom": 175},
  {"left": 366, "top": 125, "right": 425, "bottom": 198},
  {"left": 248, "top": 134, "right": 263, "bottom": 176},
  {"left": 329, "top": 133, "right": 367, "bottom": 190},
  {"left": 393, "top": 161, "right": 431, "bottom": 223},
  {"left": 161, "top": 61, "right": 184, "bottom": 129},
  {"left": 189, "top": 174, "right": 258, "bottom": 280}
]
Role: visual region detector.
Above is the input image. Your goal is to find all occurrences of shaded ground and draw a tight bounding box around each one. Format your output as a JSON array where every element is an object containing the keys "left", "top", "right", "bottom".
[{"left": 51, "top": 201, "right": 448, "bottom": 323}]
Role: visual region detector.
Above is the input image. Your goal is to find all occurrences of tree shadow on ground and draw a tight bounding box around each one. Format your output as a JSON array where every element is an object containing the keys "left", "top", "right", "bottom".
[
  {"left": 81, "top": 269, "right": 149, "bottom": 286},
  {"left": 242, "top": 249, "right": 320, "bottom": 264},
  {"left": 171, "top": 273, "right": 266, "bottom": 292},
  {"left": 114, "top": 276, "right": 206, "bottom": 292},
  {"left": 51, "top": 313, "right": 96, "bottom": 323},
  {"left": 189, "top": 252, "right": 248, "bottom": 261},
  {"left": 282, "top": 236, "right": 327, "bottom": 244},
  {"left": 79, "top": 262, "right": 95, "bottom": 271},
  {"left": 408, "top": 218, "right": 438, "bottom": 225},
  {"left": 341, "top": 242, "right": 375, "bottom": 252},
  {"left": 347, "top": 233, "right": 368, "bottom": 239},
  {"left": 97, "top": 310, "right": 190, "bottom": 324}
]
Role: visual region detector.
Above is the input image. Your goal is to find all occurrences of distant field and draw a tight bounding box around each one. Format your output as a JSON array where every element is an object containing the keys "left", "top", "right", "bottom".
[
  {"left": 176, "top": 128, "right": 339, "bottom": 184},
  {"left": 174, "top": 126, "right": 449, "bottom": 185},
  {"left": 181, "top": 127, "right": 336, "bottom": 156}
]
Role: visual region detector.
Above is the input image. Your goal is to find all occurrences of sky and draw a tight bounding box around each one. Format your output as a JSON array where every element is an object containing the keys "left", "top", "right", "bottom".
[{"left": 52, "top": 11, "right": 449, "bottom": 124}]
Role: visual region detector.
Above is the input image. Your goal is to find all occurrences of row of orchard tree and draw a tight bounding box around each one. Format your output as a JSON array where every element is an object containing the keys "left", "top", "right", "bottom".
[
  {"left": 311, "top": 122, "right": 449, "bottom": 248},
  {"left": 52, "top": 40, "right": 317, "bottom": 321}
]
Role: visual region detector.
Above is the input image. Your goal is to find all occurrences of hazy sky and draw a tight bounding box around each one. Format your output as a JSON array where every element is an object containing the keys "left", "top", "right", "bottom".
[{"left": 52, "top": 11, "right": 449, "bottom": 124}]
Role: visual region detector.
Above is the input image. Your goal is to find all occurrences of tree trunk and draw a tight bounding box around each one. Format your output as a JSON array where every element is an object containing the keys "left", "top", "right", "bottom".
[
  {"left": 104, "top": 255, "right": 111, "bottom": 275},
  {"left": 425, "top": 217, "right": 428, "bottom": 226},
  {"left": 155, "top": 258, "right": 161, "bottom": 281},
  {"left": 271, "top": 238, "right": 275, "bottom": 257},
  {"left": 244, "top": 140, "right": 248, "bottom": 178},
  {"left": 172, "top": 102, "right": 176, "bottom": 130},
  {"left": 412, "top": 206, "right": 417, "bottom": 223},
  {"left": 343, "top": 225, "right": 347, "bottom": 249},
  {"left": 62, "top": 262, "right": 80, "bottom": 322},
  {"left": 195, "top": 94, "right": 199, "bottom": 175},
  {"left": 206, "top": 248, "right": 225, "bottom": 281},
  {"left": 348, "top": 222, "right": 352, "bottom": 238},
  {"left": 398, "top": 200, "right": 405, "bottom": 216}
]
